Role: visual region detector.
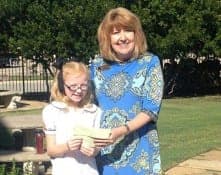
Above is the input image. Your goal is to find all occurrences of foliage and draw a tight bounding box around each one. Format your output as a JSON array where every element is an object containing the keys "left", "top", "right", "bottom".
[
  {"left": 0, "top": 164, "right": 6, "bottom": 175},
  {"left": 0, "top": 0, "right": 219, "bottom": 61},
  {"left": 0, "top": 161, "right": 21, "bottom": 175},
  {"left": 0, "top": 0, "right": 220, "bottom": 96},
  {"left": 7, "top": 0, "right": 116, "bottom": 62},
  {"left": 163, "top": 58, "right": 220, "bottom": 97},
  {"left": 130, "top": 0, "right": 221, "bottom": 59},
  {"left": 0, "top": 0, "right": 19, "bottom": 54}
]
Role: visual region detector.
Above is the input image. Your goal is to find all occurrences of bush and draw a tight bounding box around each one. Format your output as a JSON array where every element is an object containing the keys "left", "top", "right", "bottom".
[{"left": 0, "top": 161, "right": 22, "bottom": 175}]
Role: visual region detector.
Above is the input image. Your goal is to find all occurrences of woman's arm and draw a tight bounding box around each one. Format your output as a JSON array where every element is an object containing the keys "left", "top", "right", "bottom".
[
  {"left": 112, "top": 111, "right": 152, "bottom": 138},
  {"left": 94, "top": 112, "right": 152, "bottom": 147}
]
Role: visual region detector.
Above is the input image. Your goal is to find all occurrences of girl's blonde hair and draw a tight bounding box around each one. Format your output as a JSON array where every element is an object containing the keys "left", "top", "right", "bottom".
[
  {"left": 50, "top": 61, "right": 92, "bottom": 107},
  {"left": 97, "top": 7, "right": 147, "bottom": 61}
]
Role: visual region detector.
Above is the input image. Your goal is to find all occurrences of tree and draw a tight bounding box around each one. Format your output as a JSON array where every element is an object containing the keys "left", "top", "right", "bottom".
[
  {"left": 0, "top": 0, "right": 25, "bottom": 55},
  {"left": 9, "top": 0, "right": 116, "bottom": 62}
]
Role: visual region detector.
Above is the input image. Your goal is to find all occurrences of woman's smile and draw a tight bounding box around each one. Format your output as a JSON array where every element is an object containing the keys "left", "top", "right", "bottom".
[{"left": 111, "top": 27, "right": 135, "bottom": 61}]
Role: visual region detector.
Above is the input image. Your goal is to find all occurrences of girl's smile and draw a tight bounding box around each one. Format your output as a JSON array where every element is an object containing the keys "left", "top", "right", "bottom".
[{"left": 64, "top": 74, "right": 88, "bottom": 106}]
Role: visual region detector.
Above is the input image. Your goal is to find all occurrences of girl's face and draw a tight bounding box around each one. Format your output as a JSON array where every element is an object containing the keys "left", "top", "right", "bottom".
[
  {"left": 110, "top": 27, "right": 135, "bottom": 61},
  {"left": 64, "top": 73, "right": 88, "bottom": 106}
]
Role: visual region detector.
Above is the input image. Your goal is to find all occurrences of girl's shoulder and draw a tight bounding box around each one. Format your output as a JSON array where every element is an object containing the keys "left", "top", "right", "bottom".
[
  {"left": 43, "top": 101, "right": 67, "bottom": 113},
  {"left": 42, "top": 101, "right": 67, "bottom": 123}
]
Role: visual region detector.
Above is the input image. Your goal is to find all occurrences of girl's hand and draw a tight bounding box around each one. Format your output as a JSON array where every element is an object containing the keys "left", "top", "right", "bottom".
[
  {"left": 80, "top": 146, "right": 100, "bottom": 157},
  {"left": 67, "top": 138, "right": 82, "bottom": 151}
]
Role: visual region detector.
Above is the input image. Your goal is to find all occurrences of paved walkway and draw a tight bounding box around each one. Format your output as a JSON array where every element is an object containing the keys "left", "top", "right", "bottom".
[
  {"left": 165, "top": 148, "right": 221, "bottom": 175},
  {"left": 1, "top": 100, "right": 221, "bottom": 175}
]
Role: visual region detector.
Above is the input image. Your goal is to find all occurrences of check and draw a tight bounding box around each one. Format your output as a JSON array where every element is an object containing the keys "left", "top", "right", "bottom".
[{"left": 73, "top": 126, "right": 111, "bottom": 148}]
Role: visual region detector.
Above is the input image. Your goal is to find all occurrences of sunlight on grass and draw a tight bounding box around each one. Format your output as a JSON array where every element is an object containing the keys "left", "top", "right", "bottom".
[{"left": 158, "top": 95, "right": 221, "bottom": 171}]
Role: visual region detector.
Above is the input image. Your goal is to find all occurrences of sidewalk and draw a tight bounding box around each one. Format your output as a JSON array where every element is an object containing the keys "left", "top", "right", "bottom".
[{"left": 165, "top": 148, "right": 221, "bottom": 175}]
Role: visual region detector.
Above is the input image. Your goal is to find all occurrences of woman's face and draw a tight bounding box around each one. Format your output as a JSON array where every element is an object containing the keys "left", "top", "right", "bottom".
[
  {"left": 110, "top": 27, "right": 135, "bottom": 61},
  {"left": 64, "top": 73, "right": 88, "bottom": 106}
]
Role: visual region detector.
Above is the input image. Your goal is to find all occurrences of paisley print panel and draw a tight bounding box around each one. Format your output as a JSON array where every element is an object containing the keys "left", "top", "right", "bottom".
[
  {"left": 104, "top": 72, "right": 131, "bottom": 101},
  {"left": 143, "top": 65, "right": 164, "bottom": 105},
  {"left": 131, "top": 68, "right": 147, "bottom": 96},
  {"left": 100, "top": 108, "right": 139, "bottom": 168},
  {"left": 131, "top": 150, "right": 149, "bottom": 173}
]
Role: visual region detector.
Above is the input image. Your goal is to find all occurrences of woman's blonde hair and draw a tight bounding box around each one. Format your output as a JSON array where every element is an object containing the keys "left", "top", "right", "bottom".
[
  {"left": 50, "top": 61, "right": 92, "bottom": 107},
  {"left": 97, "top": 7, "right": 147, "bottom": 61}
]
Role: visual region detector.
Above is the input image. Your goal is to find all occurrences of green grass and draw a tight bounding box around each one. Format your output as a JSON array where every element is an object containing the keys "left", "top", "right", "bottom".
[{"left": 158, "top": 95, "right": 221, "bottom": 171}]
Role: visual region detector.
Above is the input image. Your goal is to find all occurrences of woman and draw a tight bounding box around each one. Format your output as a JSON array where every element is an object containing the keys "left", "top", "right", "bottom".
[{"left": 90, "top": 7, "right": 164, "bottom": 175}]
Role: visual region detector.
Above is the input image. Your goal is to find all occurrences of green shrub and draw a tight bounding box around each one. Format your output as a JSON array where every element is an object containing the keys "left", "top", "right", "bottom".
[{"left": 0, "top": 161, "right": 22, "bottom": 175}]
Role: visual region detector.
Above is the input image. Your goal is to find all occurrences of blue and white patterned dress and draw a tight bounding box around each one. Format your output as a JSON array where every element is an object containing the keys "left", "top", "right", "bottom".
[{"left": 90, "top": 52, "right": 164, "bottom": 175}]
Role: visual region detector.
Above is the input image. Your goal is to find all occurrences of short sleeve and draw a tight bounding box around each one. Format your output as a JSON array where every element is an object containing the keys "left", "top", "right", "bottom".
[
  {"left": 84, "top": 104, "right": 102, "bottom": 128},
  {"left": 42, "top": 104, "right": 58, "bottom": 135},
  {"left": 94, "top": 106, "right": 102, "bottom": 128},
  {"left": 141, "top": 55, "right": 164, "bottom": 122}
]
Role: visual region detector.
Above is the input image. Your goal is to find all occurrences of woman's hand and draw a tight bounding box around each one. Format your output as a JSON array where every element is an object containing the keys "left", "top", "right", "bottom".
[
  {"left": 93, "top": 138, "right": 113, "bottom": 148},
  {"left": 109, "top": 127, "right": 125, "bottom": 143},
  {"left": 94, "top": 126, "right": 127, "bottom": 147},
  {"left": 80, "top": 146, "right": 101, "bottom": 157},
  {"left": 67, "top": 138, "right": 82, "bottom": 151}
]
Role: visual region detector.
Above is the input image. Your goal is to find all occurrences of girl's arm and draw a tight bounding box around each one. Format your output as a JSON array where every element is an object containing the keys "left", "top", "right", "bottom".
[{"left": 46, "top": 135, "right": 82, "bottom": 157}]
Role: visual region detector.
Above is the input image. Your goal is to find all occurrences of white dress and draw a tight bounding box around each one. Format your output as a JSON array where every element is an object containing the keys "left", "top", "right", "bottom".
[{"left": 42, "top": 101, "right": 102, "bottom": 175}]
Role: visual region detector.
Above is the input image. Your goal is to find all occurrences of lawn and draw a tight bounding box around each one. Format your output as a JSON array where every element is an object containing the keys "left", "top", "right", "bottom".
[{"left": 158, "top": 95, "right": 221, "bottom": 171}]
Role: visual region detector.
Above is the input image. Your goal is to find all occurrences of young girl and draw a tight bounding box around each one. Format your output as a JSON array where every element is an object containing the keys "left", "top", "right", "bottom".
[{"left": 42, "top": 59, "right": 101, "bottom": 175}]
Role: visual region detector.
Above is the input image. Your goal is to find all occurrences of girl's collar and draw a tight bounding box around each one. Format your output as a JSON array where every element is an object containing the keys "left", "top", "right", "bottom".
[
  {"left": 51, "top": 101, "right": 68, "bottom": 109},
  {"left": 51, "top": 101, "right": 98, "bottom": 113}
]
